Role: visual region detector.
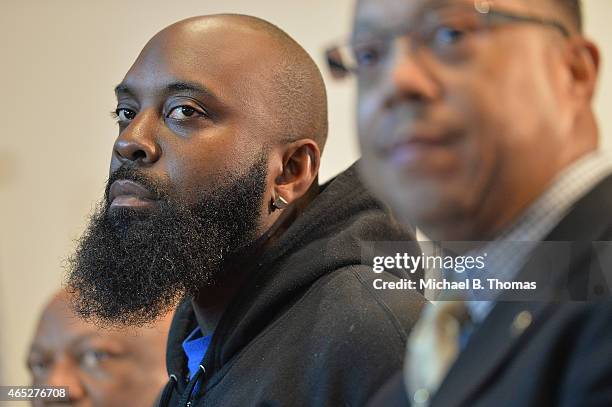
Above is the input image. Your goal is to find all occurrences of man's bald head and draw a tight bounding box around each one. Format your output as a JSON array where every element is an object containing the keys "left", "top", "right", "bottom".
[{"left": 151, "top": 14, "right": 328, "bottom": 152}]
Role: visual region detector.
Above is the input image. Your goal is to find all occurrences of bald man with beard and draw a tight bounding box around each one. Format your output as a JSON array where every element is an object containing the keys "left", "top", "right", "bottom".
[
  {"left": 65, "top": 14, "right": 425, "bottom": 407},
  {"left": 27, "top": 290, "right": 172, "bottom": 407}
]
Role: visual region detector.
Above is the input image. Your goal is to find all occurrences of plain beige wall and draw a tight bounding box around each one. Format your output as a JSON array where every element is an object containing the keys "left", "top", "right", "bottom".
[{"left": 0, "top": 0, "right": 610, "bottom": 396}]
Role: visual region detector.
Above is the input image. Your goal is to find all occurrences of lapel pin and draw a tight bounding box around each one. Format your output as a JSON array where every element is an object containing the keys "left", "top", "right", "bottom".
[{"left": 511, "top": 310, "right": 533, "bottom": 336}]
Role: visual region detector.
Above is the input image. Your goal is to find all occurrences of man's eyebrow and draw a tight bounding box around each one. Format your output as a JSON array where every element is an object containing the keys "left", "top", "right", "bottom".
[
  {"left": 27, "top": 343, "right": 45, "bottom": 355},
  {"left": 114, "top": 81, "right": 219, "bottom": 100},
  {"left": 69, "top": 332, "right": 106, "bottom": 348},
  {"left": 114, "top": 83, "right": 133, "bottom": 96},
  {"left": 352, "top": 19, "right": 396, "bottom": 40},
  {"left": 165, "top": 81, "right": 218, "bottom": 99},
  {"left": 353, "top": 19, "right": 376, "bottom": 35}
]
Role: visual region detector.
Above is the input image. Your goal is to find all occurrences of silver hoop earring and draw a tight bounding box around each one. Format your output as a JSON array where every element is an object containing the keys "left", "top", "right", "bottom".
[{"left": 272, "top": 195, "right": 289, "bottom": 210}]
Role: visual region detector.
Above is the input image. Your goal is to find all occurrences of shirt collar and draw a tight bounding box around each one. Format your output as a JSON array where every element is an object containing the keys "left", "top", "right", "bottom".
[
  {"left": 498, "top": 150, "right": 612, "bottom": 243},
  {"left": 182, "top": 327, "right": 212, "bottom": 380}
]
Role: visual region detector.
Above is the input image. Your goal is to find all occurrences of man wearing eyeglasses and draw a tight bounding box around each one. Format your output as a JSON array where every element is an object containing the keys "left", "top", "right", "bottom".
[{"left": 327, "top": 0, "right": 612, "bottom": 406}]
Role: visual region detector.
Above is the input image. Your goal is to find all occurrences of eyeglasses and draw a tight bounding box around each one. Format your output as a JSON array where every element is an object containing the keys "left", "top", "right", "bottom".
[{"left": 325, "top": 1, "right": 571, "bottom": 79}]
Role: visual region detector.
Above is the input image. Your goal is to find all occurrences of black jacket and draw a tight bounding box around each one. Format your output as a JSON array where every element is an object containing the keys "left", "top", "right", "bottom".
[
  {"left": 159, "top": 162, "right": 426, "bottom": 407},
  {"left": 368, "top": 174, "right": 612, "bottom": 407}
]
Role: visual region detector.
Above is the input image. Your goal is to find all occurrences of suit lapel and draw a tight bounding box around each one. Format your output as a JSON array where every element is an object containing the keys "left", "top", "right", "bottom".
[
  {"left": 432, "top": 174, "right": 612, "bottom": 407},
  {"left": 543, "top": 173, "right": 612, "bottom": 242},
  {"left": 431, "top": 300, "right": 552, "bottom": 407}
]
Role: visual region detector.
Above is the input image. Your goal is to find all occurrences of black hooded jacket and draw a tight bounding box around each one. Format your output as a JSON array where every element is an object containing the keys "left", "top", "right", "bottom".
[{"left": 158, "top": 162, "right": 425, "bottom": 407}]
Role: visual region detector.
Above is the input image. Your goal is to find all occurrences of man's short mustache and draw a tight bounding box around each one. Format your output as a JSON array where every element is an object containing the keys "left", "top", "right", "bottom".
[{"left": 105, "top": 165, "right": 169, "bottom": 203}]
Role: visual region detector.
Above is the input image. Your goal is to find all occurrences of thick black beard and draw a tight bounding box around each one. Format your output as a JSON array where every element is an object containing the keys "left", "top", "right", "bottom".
[{"left": 66, "top": 155, "right": 267, "bottom": 327}]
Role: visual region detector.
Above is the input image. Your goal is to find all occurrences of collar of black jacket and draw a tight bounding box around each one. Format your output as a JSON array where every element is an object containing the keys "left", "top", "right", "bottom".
[{"left": 164, "top": 160, "right": 415, "bottom": 394}]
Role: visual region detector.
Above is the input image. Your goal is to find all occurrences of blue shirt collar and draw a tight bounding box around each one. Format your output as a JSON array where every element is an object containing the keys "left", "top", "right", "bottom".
[{"left": 181, "top": 327, "right": 212, "bottom": 380}]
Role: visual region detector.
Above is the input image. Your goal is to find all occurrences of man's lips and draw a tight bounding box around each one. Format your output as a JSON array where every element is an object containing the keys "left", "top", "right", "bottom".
[
  {"left": 109, "top": 179, "right": 157, "bottom": 209},
  {"left": 376, "top": 130, "right": 462, "bottom": 165}
]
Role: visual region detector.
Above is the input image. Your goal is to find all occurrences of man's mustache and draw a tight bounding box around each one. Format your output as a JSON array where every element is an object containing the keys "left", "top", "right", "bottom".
[{"left": 105, "top": 165, "right": 169, "bottom": 204}]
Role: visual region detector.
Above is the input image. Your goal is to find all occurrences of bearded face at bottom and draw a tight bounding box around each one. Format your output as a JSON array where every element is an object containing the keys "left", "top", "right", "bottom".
[{"left": 66, "top": 154, "right": 267, "bottom": 327}]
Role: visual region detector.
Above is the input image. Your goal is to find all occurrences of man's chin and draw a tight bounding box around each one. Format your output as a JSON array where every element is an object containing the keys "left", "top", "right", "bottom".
[{"left": 106, "top": 204, "right": 162, "bottom": 230}]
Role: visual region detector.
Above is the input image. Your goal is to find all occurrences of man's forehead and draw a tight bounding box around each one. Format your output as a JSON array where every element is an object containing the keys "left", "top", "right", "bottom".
[
  {"left": 121, "top": 23, "right": 278, "bottom": 100},
  {"left": 354, "top": 0, "right": 419, "bottom": 33},
  {"left": 34, "top": 309, "right": 150, "bottom": 350},
  {"left": 33, "top": 305, "right": 98, "bottom": 349}
]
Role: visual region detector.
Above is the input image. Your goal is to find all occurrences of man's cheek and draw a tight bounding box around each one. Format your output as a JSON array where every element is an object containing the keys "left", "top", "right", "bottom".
[{"left": 357, "top": 91, "right": 383, "bottom": 131}]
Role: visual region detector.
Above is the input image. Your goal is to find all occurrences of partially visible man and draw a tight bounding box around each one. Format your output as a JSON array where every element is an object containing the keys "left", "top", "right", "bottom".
[
  {"left": 327, "top": 0, "right": 612, "bottom": 405},
  {"left": 66, "top": 14, "right": 425, "bottom": 407},
  {"left": 27, "top": 290, "right": 172, "bottom": 407}
]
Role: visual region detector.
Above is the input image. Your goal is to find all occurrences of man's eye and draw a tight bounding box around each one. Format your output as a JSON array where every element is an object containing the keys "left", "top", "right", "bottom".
[
  {"left": 167, "top": 105, "right": 205, "bottom": 120},
  {"left": 80, "top": 350, "right": 110, "bottom": 369},
  {"left": 355, "top": 48, "right": 379, "bottom": 67},
  {"left": 114, "top": 108, "right": 136, "bottom": 122},
  {"left": 432, "top": 25, "right": 467, "bottom": 45},
  {"left": 353, "top": 42, "right": 385, "bottom": 68},
  {"left": 28, "top": 359, "right": 49, "bottom": 377}
]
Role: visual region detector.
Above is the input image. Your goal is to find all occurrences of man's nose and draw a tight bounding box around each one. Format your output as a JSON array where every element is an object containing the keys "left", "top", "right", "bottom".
[
  {"left": 383, "top": 39, "right": 440, "bottom": 109},
  {"left": 46, "top": 360, "right": 86, "bottom": 402},
  {"left": 113, "top": 109, "right": 161, "bottom": 165}
]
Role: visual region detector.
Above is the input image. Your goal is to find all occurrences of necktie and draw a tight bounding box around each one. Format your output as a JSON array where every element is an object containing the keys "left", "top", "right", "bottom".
[{"left": 404, "top": 301, "right": 471, "bottom": 406}]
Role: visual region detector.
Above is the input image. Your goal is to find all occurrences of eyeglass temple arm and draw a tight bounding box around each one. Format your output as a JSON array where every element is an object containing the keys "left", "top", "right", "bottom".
[{"left": 487, "top": 10, "right": 571, "bottom": 37}]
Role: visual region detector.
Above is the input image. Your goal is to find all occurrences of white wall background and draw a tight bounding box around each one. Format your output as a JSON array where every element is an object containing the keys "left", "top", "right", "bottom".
[{"left": 0, "top": 0, "right": 610, "bottom": 394}]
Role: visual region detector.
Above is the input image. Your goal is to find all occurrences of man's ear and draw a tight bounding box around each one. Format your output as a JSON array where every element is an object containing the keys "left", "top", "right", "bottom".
[
  {"left": 273, "top": 139, "right": 321, "bottom": 206},
  {"left": 565, "top": 37, "right": 600, "bottom": 102}
]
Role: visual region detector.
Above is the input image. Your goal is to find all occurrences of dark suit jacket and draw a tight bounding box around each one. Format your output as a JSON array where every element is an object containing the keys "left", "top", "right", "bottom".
[{"left": 368, "top": 174, "right": 612, "bottom": 407}]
